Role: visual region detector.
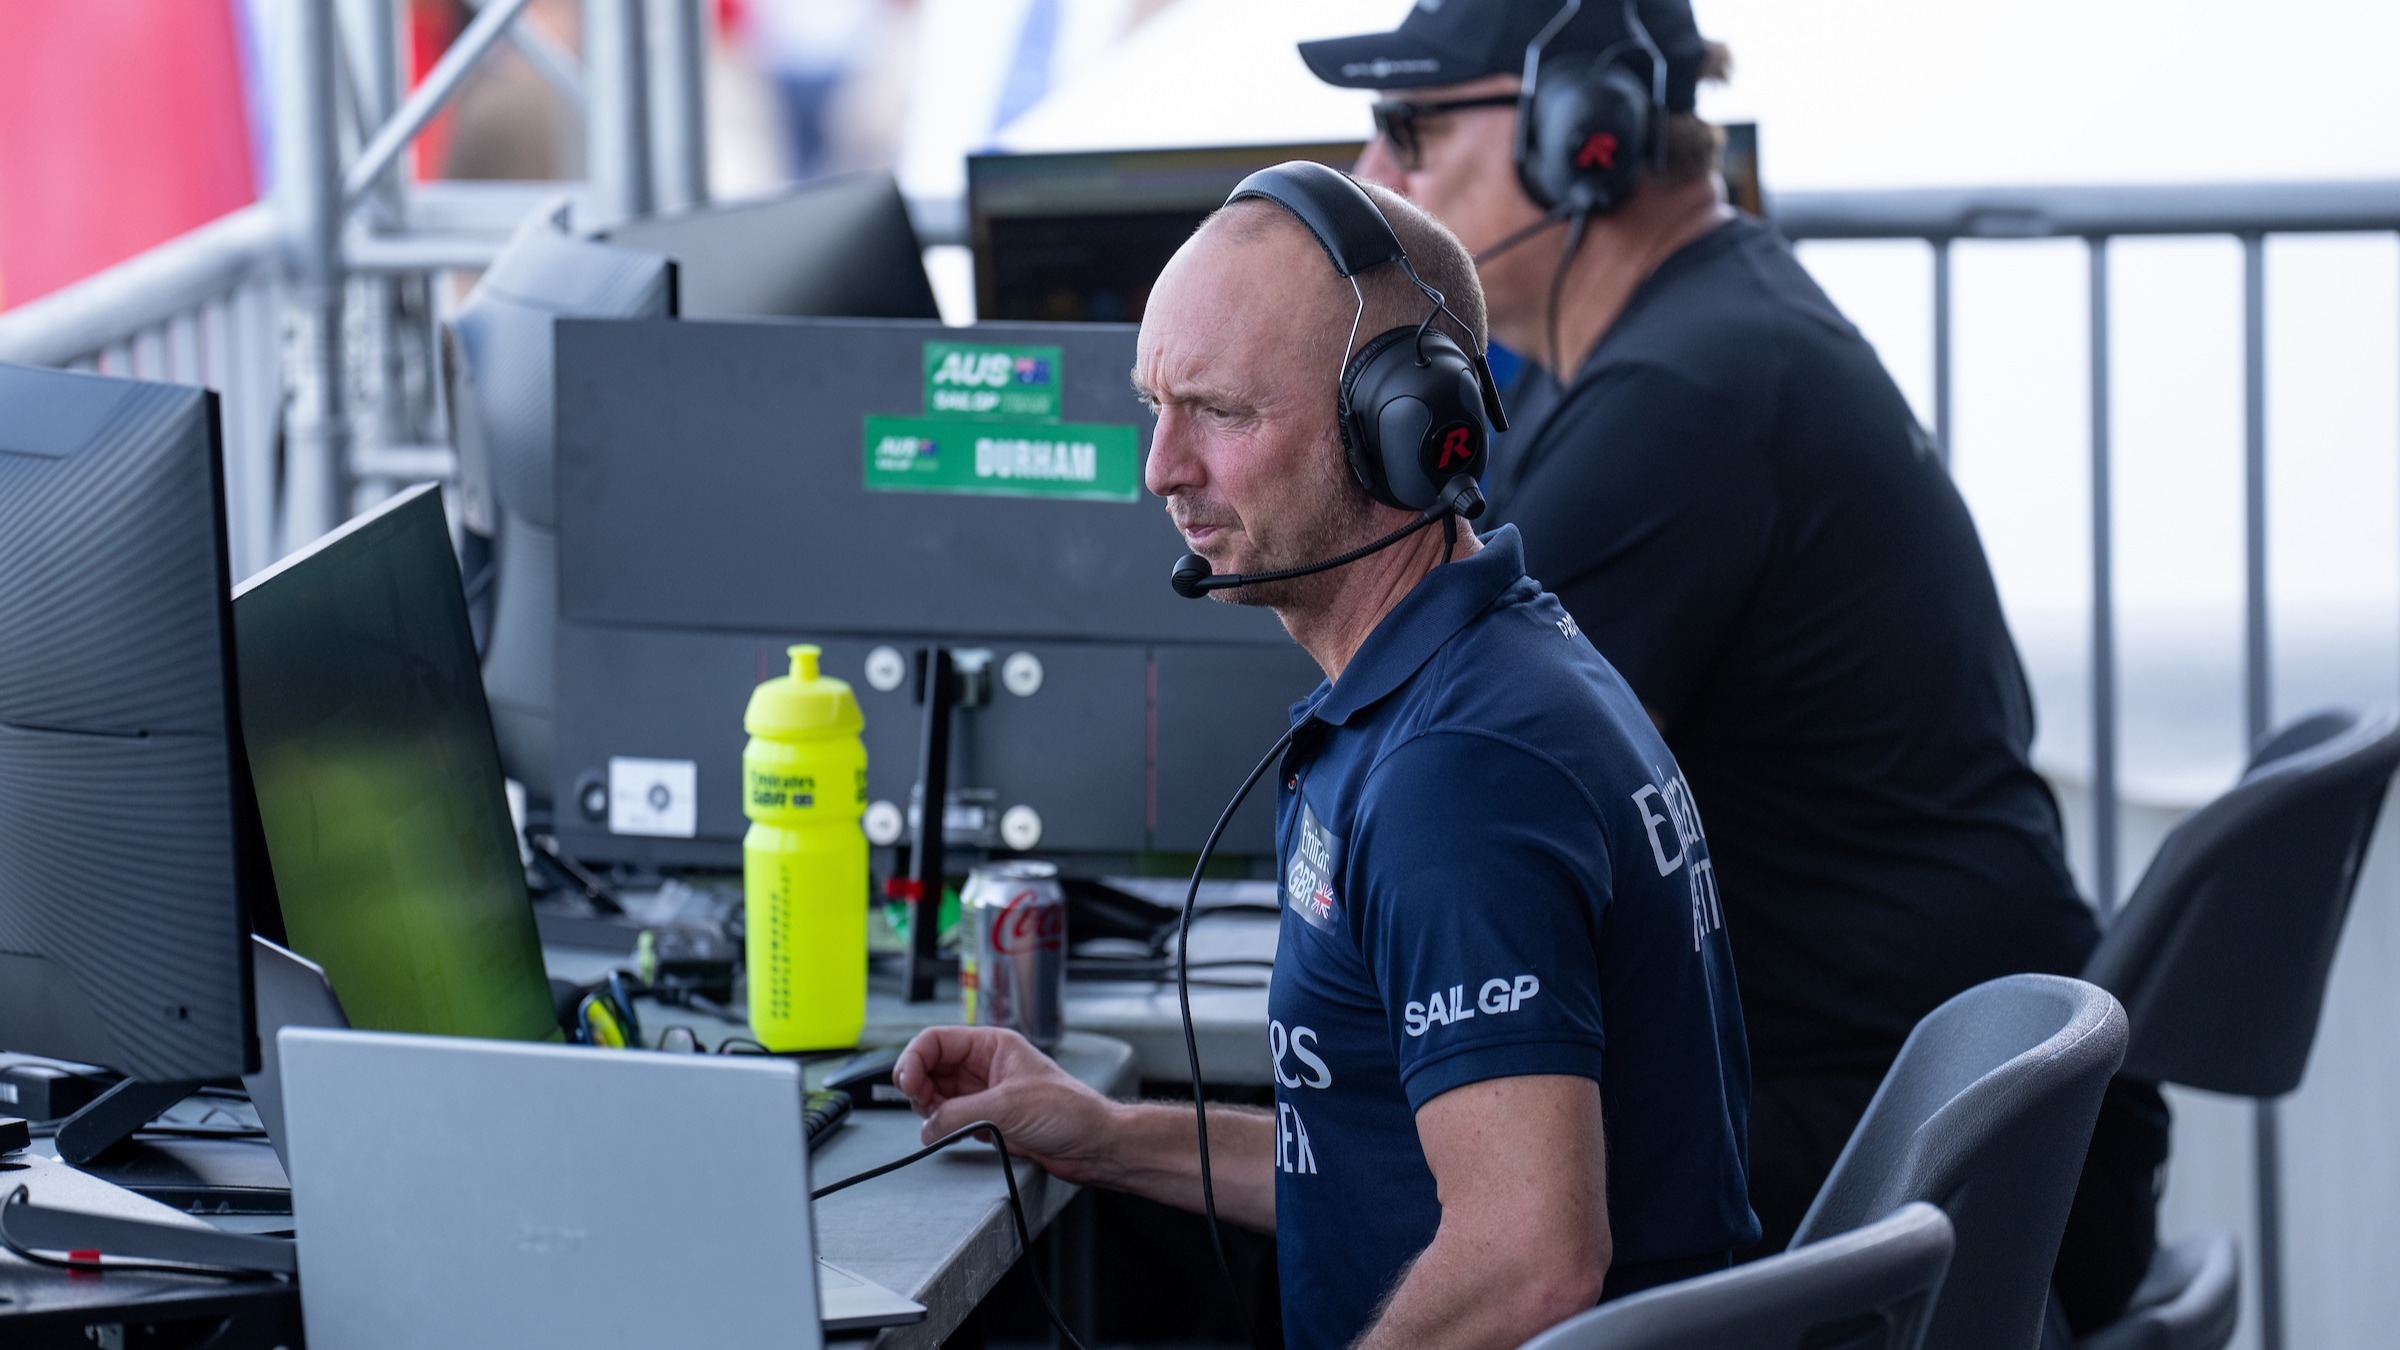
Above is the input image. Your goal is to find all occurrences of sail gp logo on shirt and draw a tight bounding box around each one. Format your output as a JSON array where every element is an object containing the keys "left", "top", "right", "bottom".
[
  {"left": 1404, "top": 975, "right": 1542, "bottom": 1037},
  {"left": 1632, "top": 773, "right": 1726, "bottom": 951},
  {"left": 1284, "top": 802, "right": 1343, "bottom": 932}
]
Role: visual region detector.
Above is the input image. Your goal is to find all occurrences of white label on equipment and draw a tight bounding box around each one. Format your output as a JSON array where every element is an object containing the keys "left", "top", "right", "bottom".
[{"left": 608, "top": 757, "right": 697, "bottom": 838}]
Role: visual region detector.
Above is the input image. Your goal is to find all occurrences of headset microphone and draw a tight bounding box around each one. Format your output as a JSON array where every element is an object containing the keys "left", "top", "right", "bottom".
[{"left": 1170, "top": 476, "right": 1485, "bottom": 600}]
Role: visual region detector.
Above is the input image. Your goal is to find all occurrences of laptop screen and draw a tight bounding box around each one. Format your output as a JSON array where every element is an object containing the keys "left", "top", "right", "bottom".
[{"left": 233, "top": 485, "right": 561, "bottom": 1042}]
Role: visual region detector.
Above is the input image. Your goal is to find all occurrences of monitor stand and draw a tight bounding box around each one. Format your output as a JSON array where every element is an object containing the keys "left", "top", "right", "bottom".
[
  {"left": 56, "top": 938, "right": 345, "bottom": 1176},
  {"left": 53, "top": 1078, "right": 199, "bottom": 1166}
]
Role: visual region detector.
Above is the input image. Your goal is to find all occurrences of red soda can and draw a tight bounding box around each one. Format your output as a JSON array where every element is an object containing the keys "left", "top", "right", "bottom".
[{"left": 961, "top": 861, "right": 1067, "bottom": 1048}]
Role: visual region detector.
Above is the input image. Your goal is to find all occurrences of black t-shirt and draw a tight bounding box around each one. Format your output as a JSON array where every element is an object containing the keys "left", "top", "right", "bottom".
[{"left": 1486, "top": 215, "right": 2098, "bottom": 1077}]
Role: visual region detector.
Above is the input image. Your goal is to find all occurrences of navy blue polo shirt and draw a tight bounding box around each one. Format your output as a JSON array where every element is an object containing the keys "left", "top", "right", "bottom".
[{"left": 1267, "top": 525, "right": 1758, "bottom": 1350}]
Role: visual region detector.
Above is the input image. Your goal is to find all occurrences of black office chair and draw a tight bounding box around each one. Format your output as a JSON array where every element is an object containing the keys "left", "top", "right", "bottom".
[
  {"left": 2075, "top": 709, "right": 2400, "bottom": 1350},
  {"left": 1791, "top": 974, "right": 2127, "bottom": 1350},
  {"left": 1516, "top": 1202, "right": 1954, "bottom": 1350}
]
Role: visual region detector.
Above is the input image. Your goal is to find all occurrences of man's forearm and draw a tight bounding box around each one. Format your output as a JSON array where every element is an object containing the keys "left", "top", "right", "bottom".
[
  {"left": 1353, "top": 1219, "right": 1607, "bottom": 1350},
  {"left": 1090, "top": 1101, "right": 1277, "bottom": 1231}
]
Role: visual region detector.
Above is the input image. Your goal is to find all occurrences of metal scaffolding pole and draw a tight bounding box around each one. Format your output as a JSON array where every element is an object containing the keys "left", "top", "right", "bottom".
[
  {"left": 2241, "top": 230, "right": 2288, "bottom": 1350},
  {"left": 1930, "top": 238, "right": 1954, "bottom": 468},
  {"left": 646, "top": 0, "right": 708, "bottom": 212},
  {"left": 275, "top": 0, "right": 351, "bottom": 554},
  {"left": 585, "top": 0, "right": 655, "bottom": 228},
  {"left": 346, "top": 0, "right": 410, "bottom": 513},
  {"left": 2087, "top": 237, "right": 2119, "bottom": 915}
]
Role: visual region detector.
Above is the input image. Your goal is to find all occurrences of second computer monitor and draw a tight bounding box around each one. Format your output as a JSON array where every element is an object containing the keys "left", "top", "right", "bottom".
[
  {"left": 969, "top": 142, "right": 1363, "bottom": 323},
  {"left": 233, "top": 484, "right": 559, "bottom": 1042},
  {"left": 598, "top": 172, "right": 938, "bottom": 321},
  {"left": 0, "top": 363, "right": 261, "bottom": 1084}
]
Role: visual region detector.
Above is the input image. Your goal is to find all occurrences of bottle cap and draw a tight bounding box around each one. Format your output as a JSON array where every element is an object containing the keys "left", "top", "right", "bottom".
[{"left": 745, "top": 643, "right": 865, "bottom": 738}]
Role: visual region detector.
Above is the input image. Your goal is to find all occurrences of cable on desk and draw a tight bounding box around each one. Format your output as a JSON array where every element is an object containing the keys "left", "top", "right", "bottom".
[
  {"left": 1176, "top": 723, "right": 1298, "bottom": 1348},
  {"left": 810, "top": 1120, "right": 1090, "bottom": 1350},
  {"left": 0, "top": 1185, "right": 286, "bottom": 1280}
]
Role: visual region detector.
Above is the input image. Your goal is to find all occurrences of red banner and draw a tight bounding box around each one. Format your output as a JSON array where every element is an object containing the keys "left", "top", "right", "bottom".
[{"left": 0, "top": 0, "right": 256, "bottom": 311}]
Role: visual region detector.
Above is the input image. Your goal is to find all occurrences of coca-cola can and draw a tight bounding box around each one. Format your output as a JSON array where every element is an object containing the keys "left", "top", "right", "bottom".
[{"left": 961, "top": 861, "right": 1067, "bottom": 1048}]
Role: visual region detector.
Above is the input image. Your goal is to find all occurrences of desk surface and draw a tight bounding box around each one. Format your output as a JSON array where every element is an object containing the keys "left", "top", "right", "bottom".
[
  {"left": 549, "top": 908, "right": 1280, "bottom": 1087},
  {"left": 0, "top": 1152, "right": 300, "bottom": 1336},
  {"left": 814, "top": 1031, "right": 1133, "bottom": 1348}
]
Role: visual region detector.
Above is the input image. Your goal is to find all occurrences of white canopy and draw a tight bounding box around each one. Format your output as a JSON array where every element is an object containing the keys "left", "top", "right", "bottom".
[{"left": 993, "top": 0, "right": 1382, "bottom": 154}]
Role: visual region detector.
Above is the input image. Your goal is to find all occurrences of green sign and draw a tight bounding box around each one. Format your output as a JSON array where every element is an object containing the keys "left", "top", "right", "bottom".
[
  {"left": 863, "top": 416, "right": 1141, "bottom": 502},
  {"left": 923, "top": 341, "right": 1063, "bottom": 420}
]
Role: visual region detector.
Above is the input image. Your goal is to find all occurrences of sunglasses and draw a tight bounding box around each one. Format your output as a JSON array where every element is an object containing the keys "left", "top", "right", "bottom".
[{"left": 1369, "top": 94, "right": 1520, "bottom": 170}]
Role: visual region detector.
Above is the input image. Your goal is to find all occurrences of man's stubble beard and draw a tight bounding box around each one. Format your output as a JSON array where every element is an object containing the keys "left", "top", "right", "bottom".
[{"left": 1210, "top": 442, "right": 1382, "bottom": 614}]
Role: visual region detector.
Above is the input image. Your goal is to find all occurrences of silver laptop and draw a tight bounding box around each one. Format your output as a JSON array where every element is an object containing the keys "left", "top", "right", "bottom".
[{"left": 278, "top": 1027, "right": 922, "bottom": 1347}]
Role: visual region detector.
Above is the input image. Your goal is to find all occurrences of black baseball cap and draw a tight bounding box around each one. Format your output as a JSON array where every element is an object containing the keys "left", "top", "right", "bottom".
[{"left": 1299, "top": 0, "right": 1710, "bottom": 112}]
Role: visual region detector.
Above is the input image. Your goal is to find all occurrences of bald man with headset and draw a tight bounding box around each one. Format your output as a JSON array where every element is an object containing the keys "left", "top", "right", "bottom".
[{"left": 897, "top": 165, "right": 1757, "bottom": 1350}]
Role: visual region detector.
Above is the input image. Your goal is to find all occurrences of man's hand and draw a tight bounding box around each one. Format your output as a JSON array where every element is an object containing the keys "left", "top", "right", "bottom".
[
  {"left": 894, "top": 1025, "right": 1281, "bottom": 1230},
  {"left": 1354, "top": 1074, "right": 1612, "bottom": 1350},
  {"left": 894, "top": 1026, "right": 1126, "bottom": 1186}
]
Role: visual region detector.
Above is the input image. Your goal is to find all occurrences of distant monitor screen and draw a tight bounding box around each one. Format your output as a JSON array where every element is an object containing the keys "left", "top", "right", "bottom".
[
  {"left": 970, "top": 142, "right": 1363, "bottom": 324},
  {"left": 1721, "top": 122, "right": 1763, "bottom": 218},
  {"left": 599, "top": 172, "right": 938, "bottom": 320},
  {"left": 234, "top": 486, "right": 559, "bottom": 1042}
]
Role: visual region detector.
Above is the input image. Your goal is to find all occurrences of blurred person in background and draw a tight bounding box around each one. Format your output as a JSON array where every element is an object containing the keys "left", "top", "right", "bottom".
[
  {"left": 437, "top": 0, "right": 585, "bottom": 181},
  {"left": 1301, "top": 0, "right": 2167, "bottom": 1335},
  {"left": 740, "top": 0, "right": 896, "bottom": 179}
]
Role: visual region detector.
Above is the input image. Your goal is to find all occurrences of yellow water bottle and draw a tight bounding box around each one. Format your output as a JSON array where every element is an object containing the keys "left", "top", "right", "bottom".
[{"left": 743, "top": 644, "right": 869, "bottom": 1051}]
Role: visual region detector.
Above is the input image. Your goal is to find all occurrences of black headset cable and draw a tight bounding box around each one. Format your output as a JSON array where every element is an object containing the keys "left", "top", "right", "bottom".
[
  {"left": 812, "top": 1120, "right": 1090, "bottom": 1350},
  {"left": 1175, "top": 722, "right": 1301, "bottom": 1346}
]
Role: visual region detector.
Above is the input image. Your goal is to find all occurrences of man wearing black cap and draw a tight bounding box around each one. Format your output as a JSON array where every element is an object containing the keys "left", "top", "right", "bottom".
[{"left": 1302, "top": 0, "right": 2167, "bottom": 1334}]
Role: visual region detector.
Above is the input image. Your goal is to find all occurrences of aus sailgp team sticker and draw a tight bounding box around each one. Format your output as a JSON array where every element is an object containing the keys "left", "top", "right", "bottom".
[
  {"left": 924, "top": 342, "right": 1062, "bottom": 420},
  {"left": 1283, "top": 802, "right": 1344, "bottom": 933},
  {"left": 862, "top": 415, "right": 1142, "bottom": 502}
]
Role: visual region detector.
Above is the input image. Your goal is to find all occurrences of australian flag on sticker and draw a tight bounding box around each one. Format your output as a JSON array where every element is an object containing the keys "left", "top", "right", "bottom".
[{"left": 1284, "top": 802, "right": 1344, "bottom": 933}]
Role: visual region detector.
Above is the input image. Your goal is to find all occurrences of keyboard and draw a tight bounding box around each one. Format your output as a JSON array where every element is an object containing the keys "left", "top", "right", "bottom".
[{"left": 804, "top": 1087, "right": 853, "bottom": 1150}]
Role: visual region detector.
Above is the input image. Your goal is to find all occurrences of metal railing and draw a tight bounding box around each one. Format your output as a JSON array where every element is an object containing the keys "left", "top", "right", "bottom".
[
  {"left": 0, "top": 0, "right": 708, "bottom": 579},
  {"left": 1772, "top": 177, "right": 2400, "bottom": 1350},
  {"left": 0, "top": 205, "right": 286, "bottom": 576}
]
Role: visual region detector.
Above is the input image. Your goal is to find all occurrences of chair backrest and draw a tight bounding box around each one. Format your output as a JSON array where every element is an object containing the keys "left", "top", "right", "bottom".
[
  {"left": 1517, "top": 1203, "right": 1954, "bottom": 1350},
  {"left": 1792, "top": 975, "right": 2126, "bottom": 1350},
  {"left": 2077, "top": 1229, "right": 2240, "bottom": 1350},
  {"left": 2083, "top": 710, "right": 2400, "bottom": 1096}
]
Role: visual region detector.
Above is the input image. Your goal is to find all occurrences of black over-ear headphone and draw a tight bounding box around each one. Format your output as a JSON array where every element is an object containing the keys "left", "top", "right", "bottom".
[
  {"left": 1224, "top": 161, "right": 1508, "bottom": 513},
  {"left": 1513, "top": 0, "right": 1669, "bottom": 218}
]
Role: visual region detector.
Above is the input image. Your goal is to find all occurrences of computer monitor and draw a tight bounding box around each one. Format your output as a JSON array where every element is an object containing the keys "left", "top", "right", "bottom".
[
  {"left": 597, "top": 172, "right": 940, "bottom": 321},
  {"left": 968, "top": 142, "right": 1363, "bottom": 324},
  {"left": 0, "top": 363, "right": 263, "bottom": 1088},
  {"left": 448, "top": 216, "right": 679, "bottom": 806},
  {"left": 548, "top": 316, "right": 1321, "bottom": 874},
  {"left": 233, "top": 484, "right": 561, "bottom": 1043}
]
